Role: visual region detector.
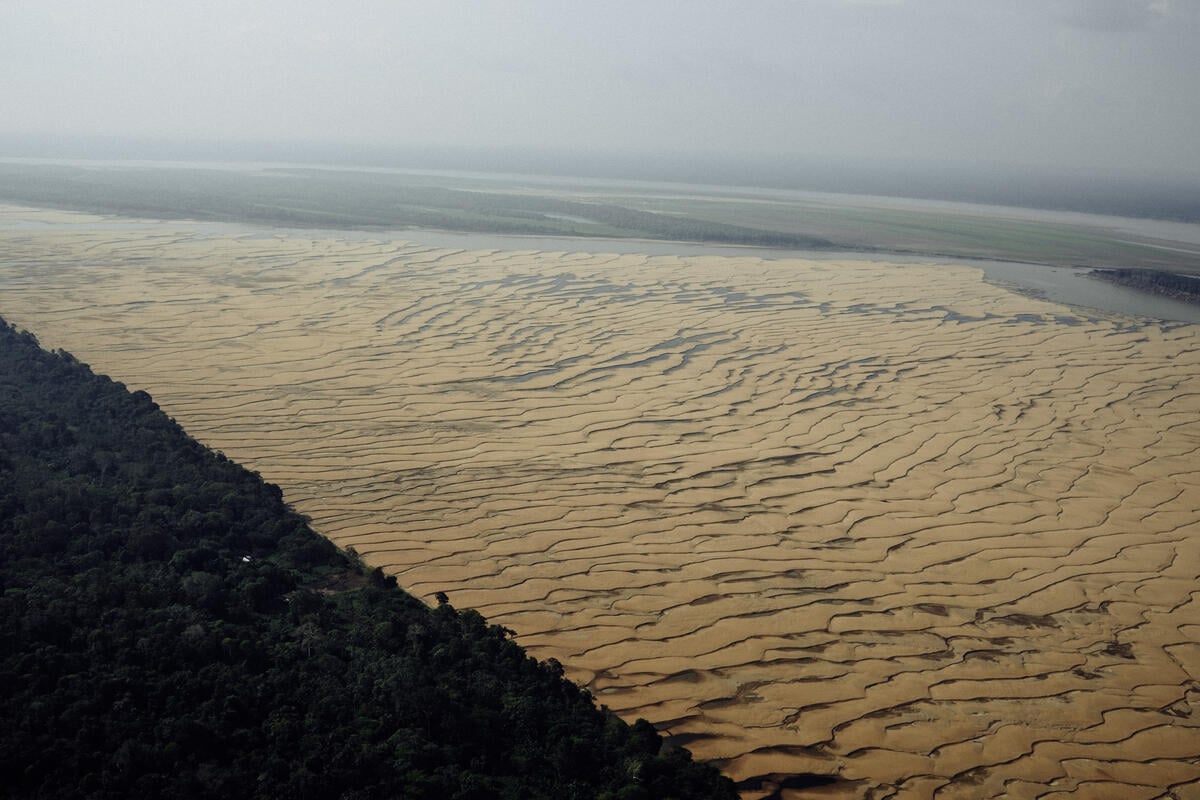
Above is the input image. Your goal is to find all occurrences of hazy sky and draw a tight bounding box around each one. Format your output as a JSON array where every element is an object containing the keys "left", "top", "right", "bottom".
[{"left": 2, "top": 0, "right": 1198, "bottom": 178}]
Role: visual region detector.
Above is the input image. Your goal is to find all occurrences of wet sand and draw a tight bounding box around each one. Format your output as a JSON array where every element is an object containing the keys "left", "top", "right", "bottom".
[{"left": 2, "top": 205, "right": 1198, "bottom": 798}]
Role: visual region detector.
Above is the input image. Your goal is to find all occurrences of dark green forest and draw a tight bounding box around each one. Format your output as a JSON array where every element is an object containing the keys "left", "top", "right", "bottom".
[
  {"left": 1091, "top": 268, "right": 1200, "bottom": 303},
  {"left": 0, "top": 317, "right": 736, "bottom": 800}
]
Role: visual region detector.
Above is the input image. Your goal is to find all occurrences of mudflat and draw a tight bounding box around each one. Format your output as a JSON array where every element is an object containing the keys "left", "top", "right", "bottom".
[{"left": 2, "top": 205, "right": 1198, "bottom": 799}]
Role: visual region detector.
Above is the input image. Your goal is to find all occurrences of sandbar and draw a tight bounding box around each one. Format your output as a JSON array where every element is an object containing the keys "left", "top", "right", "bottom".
[{"left": 1, "top": 205, "right": 1198, "bottom": 798}]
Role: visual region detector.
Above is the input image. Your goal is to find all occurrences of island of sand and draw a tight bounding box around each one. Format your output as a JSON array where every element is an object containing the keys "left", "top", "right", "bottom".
[{"left": 1, "top": 205, "right": 1198, "bottom": 799}]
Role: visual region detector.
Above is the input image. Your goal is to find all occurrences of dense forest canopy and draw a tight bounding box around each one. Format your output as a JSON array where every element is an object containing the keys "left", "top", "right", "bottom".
[{"left": 0, "top": 318, "right": 736, "bottom": 800}]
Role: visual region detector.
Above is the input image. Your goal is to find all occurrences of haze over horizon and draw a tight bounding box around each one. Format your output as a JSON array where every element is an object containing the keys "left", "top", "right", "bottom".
[{"left": 2, "top": 0, "right": 1199, "bottom": 185}]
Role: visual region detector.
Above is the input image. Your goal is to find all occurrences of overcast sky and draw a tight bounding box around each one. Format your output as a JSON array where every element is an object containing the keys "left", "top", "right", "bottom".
[{"left": 2, "top": 0, "right": 1198, "bottom": 178}]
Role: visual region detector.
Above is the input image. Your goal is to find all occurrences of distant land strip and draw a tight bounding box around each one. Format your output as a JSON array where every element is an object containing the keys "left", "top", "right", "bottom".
[
  {"left": 1, "top": 160, "right": 1198, "bottom": 273},
  {"left": 0, "top": 161, "right": 836, "bottom": 249}
]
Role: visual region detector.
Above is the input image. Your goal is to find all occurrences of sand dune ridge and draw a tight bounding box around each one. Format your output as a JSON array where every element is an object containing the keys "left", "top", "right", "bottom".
[{"left": 1, "top": 207, "right": 1198, "bottom": 798}]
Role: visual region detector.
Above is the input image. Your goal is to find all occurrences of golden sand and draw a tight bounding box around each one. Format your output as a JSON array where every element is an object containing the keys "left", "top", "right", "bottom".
[{"left": 2, "top": 205, "right": 1198, "bottom": 798}]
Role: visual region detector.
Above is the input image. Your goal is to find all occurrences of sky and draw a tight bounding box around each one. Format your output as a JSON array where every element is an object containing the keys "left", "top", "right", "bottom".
[{"left": 1, "top": 0, "right": 1198, "bottom": 179}]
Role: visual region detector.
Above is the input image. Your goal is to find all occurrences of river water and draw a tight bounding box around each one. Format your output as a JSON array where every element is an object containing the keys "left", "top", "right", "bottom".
[{"left": 399, "top": 229, "right": 1200, "bottom": 324}]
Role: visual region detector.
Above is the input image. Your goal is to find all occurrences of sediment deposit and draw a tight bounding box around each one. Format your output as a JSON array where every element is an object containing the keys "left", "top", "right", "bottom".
[{"left": 2, "top": 206, "right": 1198, "bottom": 798}]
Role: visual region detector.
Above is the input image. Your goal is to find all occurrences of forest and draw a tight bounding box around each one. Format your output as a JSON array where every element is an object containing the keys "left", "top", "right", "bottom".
[
  {"left": 1091, "top": 267, "right": 1200, "bottom": 303},
  {"left": 0, "top": 317, "right": 737, "bottom": 800}
]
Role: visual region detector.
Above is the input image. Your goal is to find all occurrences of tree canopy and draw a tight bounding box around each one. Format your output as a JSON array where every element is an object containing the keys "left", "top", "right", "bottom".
[{"left": 0, "top": 317, "right": 736, "bottom": 800}]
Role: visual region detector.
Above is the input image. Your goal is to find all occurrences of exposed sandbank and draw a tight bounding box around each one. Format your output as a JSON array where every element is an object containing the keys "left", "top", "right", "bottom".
[{"left": 1, "top": 205, "right": 1198, "bottom": 799}]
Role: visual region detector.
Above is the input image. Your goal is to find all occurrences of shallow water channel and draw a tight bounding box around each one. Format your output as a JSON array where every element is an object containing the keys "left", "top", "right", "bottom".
[{"left": 401, "top": 229, "right": 1200, "bottom": 324}]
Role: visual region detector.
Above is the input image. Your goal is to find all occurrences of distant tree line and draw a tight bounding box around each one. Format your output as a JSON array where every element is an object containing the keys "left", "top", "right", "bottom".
[
  {"left": 1091, "top": 268, "right": 1200, "bottom": 303},
  {"left": 0, "top": 317, "right": 736, "bottom": 800}
]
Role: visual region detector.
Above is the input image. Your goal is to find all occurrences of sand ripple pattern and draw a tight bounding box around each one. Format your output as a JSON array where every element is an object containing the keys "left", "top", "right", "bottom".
[{"left": 2, "top": 209, "right": 1199, "bottom": 798}]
